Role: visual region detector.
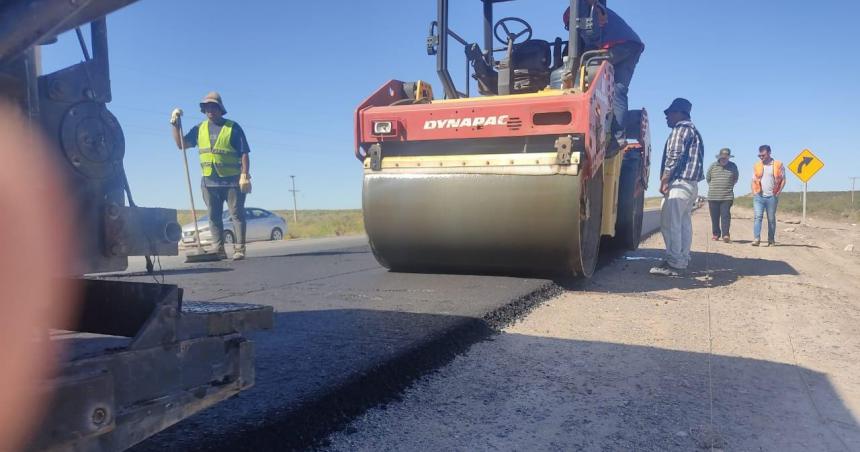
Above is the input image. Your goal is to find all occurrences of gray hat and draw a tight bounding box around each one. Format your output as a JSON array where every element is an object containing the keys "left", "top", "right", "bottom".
[
  {"left": 199, "top": 91, "right": 226, "bottom": 115},
  {"left": 664, "top": 97, "right": 692, "bottom": 115},
  {"left": 716, "top": 148, "right": 734, "bottom": 159}
]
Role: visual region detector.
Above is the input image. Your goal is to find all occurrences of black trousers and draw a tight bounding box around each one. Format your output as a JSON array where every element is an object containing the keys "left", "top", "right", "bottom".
[
  {"left": 202, "top": 184, "right": 246, "bottom": 251},
  {"left": 708, "top": 200, "right": 733, "bottom": 237}
]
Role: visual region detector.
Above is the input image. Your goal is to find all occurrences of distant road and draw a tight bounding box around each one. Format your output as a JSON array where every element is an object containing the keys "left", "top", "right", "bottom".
[{"left": 120, "top": 235, "right": 370, "bottom": 274}]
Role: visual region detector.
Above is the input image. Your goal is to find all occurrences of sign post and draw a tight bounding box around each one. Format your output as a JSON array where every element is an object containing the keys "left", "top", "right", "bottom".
[
  {"left": 788, "top": 149, "right": 824, "bottom": 224},
  {"left": 803, "top": 182, "right": 807, "bottom": 223}
]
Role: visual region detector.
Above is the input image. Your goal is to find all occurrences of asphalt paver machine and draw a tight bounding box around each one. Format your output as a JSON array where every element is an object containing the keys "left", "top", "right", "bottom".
[
  {"left": 0, "top": 1, "right": 272, "bottom": 450},
  {"left": 356, "top": 0, "right": 651, "bottom": 277}
]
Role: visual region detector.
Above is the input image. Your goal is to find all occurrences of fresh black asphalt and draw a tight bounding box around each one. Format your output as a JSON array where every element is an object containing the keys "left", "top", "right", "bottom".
[{"left": 127, "top": 210, "right": 661, "bottom": 451}]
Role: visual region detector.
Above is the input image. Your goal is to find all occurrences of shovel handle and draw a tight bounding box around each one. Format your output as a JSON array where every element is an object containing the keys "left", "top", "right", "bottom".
[{"left": 177, "top": 121, "right": 205, "bottom": 250}]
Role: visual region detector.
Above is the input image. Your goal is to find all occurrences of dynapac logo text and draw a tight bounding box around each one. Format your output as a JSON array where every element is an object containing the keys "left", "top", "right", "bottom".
[{"left": 423, "top": 115, "right": 509, "bottom": 130}]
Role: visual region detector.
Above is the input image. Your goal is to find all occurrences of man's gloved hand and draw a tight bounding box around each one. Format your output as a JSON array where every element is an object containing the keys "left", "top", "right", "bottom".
[
  {"left": 239, "top": 173, "right": 252, "bottom": 194},
  {"left": 170, "top": 108, "right": 183, "bottom": 126}
]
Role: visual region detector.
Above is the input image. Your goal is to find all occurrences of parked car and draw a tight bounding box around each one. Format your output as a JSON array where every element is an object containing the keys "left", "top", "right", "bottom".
[{"left": 180, "top": 207, "right": 286, "bottom": 247}]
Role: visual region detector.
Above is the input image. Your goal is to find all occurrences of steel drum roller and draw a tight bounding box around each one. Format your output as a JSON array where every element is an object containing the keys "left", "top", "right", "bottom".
[{"left": 363, "top": 169, "right": 602, "bottom": 276}]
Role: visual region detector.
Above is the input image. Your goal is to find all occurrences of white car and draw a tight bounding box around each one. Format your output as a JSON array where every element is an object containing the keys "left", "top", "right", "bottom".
[{"left": 181, "top": 208, "right": 286, "bottom": 247}]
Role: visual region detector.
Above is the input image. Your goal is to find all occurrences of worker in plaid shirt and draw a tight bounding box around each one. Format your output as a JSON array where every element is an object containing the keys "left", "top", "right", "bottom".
[{"left": 651, "top": 98, "right": 704, "bottom": 277}]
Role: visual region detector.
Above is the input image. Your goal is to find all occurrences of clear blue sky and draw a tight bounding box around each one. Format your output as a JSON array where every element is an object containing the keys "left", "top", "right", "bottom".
[{"left": 40, "top": 0, "right": 860, "bottom": 210}]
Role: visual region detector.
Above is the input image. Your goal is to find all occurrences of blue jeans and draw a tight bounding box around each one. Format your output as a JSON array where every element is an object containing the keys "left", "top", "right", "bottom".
[
  {"left": 608, "top": 41, "right": 643, "bottom": 143},
  {"left": 753, "top": 194, "right": 778, "bottom": 242}
]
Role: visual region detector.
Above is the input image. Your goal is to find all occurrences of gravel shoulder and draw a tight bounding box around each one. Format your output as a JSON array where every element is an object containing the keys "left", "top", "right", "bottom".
[{"left": 324, "top": 209, "right": 860, "bottom": 451}]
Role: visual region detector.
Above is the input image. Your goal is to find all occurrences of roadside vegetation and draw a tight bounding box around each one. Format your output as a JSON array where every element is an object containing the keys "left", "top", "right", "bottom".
[
  {"left": 176, "top": 192, "right": 857, "bottom": 241},
  {"left": 274, "top": 210, "right": 365, "bottom": 239},
  {"left": 176, "top": 209, "right": 365, "bottom": 239},
  {"left": 649, "top": 191, "right": 859, "bottom": 222},
  {"left": 735, "top": 191, "right": 860, "bottom": 223}
]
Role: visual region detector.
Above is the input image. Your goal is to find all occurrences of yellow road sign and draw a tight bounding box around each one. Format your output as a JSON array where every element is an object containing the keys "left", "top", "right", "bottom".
[{"left": 788, "top": 149, "right": 824, "bottom": 183}]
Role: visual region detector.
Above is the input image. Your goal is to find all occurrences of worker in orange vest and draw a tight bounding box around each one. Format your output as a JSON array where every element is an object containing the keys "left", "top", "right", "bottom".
[{"left": 751, "top": 144, "right": 785, "bottom": 246}]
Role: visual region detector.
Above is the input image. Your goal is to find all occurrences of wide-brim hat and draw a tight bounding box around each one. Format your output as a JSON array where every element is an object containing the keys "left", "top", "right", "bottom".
[
  {"left": 199, "top": 91, "right": 227, "bottom": 115},
  {"left": 664, "top": 97, "right": 692, "bottom": 115},
  {"left": 716, "top": 148, "right": 734, "bottom": 159}
]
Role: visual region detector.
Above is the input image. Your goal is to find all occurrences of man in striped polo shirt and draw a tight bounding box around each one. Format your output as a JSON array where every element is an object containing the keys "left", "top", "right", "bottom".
[
  {"left": 706, "top": 148, "right": 739, "bottom": 242},
  {"left": 651, "top": 98, "right": 704, "bottom": 277}
]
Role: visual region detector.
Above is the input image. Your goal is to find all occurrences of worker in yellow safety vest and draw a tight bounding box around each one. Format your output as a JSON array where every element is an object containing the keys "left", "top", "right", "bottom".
[
  {"left": 750, "top": 144, "right": 785, "bottom": 247},
  {"left": 171, "top": 92, "right": 252, "bottom": 260}
]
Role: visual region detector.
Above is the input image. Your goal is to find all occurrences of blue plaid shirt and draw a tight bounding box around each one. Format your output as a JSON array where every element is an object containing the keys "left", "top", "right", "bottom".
[{"left": 660, "top": 120, "right": 704, "bottom": 182}]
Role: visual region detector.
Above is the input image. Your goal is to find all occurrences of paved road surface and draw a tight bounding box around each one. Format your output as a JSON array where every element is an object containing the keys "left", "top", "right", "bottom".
[
  {"left": 120, "top": 210, "right": 661, "bottom": 451},
  {"left": 324, "top": 209, "right": 860, "bottom": 451}
]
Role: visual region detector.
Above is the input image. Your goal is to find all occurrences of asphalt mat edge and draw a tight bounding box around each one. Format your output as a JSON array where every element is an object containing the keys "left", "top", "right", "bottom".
[{"left": 180, "top": 282, "right": 563, "bottom": 452}]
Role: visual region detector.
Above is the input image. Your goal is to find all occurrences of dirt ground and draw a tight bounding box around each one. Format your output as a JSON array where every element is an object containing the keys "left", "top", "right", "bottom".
[{"left": 324, "top": 209, "right": 860, "bottom": 451}]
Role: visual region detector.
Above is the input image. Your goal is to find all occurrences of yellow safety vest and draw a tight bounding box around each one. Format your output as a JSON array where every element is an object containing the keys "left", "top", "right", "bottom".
[{"left": 198, "top": 120, "right": 241, "bottom": 177}]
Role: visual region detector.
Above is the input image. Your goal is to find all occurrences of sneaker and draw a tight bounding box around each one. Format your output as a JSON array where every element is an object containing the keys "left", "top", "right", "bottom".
[
  {"left": 723, "top": 235, "right": 731, "bottom": 243},
  {"left": 232, "top": 250, "right": 245, "bottom": 261},
  {"left": 767, "top": 241, "right": 775, "bottom": 247},
  {"left": 712, "top": 235, "right": 720, "bottom": 241},
  {"left": 649, "top": 262, "right": 682, "bottom": 277},
  {"left": 751, "top": 240, "right": 760, "bottom": 247}
]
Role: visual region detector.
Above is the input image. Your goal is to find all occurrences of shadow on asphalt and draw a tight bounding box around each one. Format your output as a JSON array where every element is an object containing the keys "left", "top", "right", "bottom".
[
  {"left": 332, "top": 334, "right": 859, "bottom": 451},
  {"left": 99, "top": 267, "right": 234, "bottom": 278},
  {"left": 132, "top": 309, "right": 858, "bottom": 452},
  {"left": 558, "top": 247, "right": 798, "bottom": 292}
]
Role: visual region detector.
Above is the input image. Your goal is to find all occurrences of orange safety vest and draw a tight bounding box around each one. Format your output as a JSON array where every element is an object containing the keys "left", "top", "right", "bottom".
[{"left": 752, "top": 160, "right": 785, "bottom": 195}]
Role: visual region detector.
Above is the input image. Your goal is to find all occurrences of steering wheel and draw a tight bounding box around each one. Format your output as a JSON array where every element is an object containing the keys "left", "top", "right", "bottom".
[{"left": 493, "top": 17, "right": 533, "bottom": 46}]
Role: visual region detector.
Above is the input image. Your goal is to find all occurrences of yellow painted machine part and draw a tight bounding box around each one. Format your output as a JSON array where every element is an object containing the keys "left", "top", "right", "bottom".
[
  {"left": 364, "top": 152, "right": 581, "bottom": 176},
  {"left": 601, "top": 152, "right": 623, "bottom": 238}
]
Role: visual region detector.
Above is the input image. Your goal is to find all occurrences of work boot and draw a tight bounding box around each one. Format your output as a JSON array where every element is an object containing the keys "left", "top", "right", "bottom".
[
  {"left": 649, "top": 261, "right": 682, "bottom": 277},
  {"left": 232, "top": 245, "right": 246, "bottom": 261}
]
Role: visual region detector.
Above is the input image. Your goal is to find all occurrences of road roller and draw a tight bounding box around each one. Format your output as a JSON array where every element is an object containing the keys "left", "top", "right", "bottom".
[{"left": 355, "top": 0, "right": 651, "bottom": 277}]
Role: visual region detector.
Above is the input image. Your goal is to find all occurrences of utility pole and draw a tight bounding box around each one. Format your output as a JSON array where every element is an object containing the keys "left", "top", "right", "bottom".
[
  {"left": 289, "top": 175, "right": 299, "bottom": 223},
  {"left": 851, "top": 177, "right": 859, "bottom": 206}
]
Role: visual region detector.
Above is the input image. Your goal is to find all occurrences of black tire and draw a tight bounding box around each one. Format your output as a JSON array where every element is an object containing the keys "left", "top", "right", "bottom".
[
  {"left": 223, "top": 230, "right": 235, "bottom": 245},
  {"left": 574, "top": 167, "right": 604, "bottom": 278},
  {"left": 270, "top": 228, "right": 283, "bottom": 241},
  {"left": 611, "top": 153, "right": 645, "bottom": 251}
]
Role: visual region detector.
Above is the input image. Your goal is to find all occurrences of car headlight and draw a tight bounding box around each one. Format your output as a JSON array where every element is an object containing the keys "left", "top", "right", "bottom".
[{"left": 372, "top": 120, "right": 394, "bottom": 136}]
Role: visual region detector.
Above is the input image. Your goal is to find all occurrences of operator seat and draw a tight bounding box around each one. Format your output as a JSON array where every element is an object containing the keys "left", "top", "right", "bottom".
[{"left": 510, "top": 39, "right": 551, "bottom": 93}]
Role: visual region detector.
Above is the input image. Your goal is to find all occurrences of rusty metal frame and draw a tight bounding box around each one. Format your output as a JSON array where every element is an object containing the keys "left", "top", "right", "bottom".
[{"left": 30, "top": 280, "right": 273, "bottom": 451}]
